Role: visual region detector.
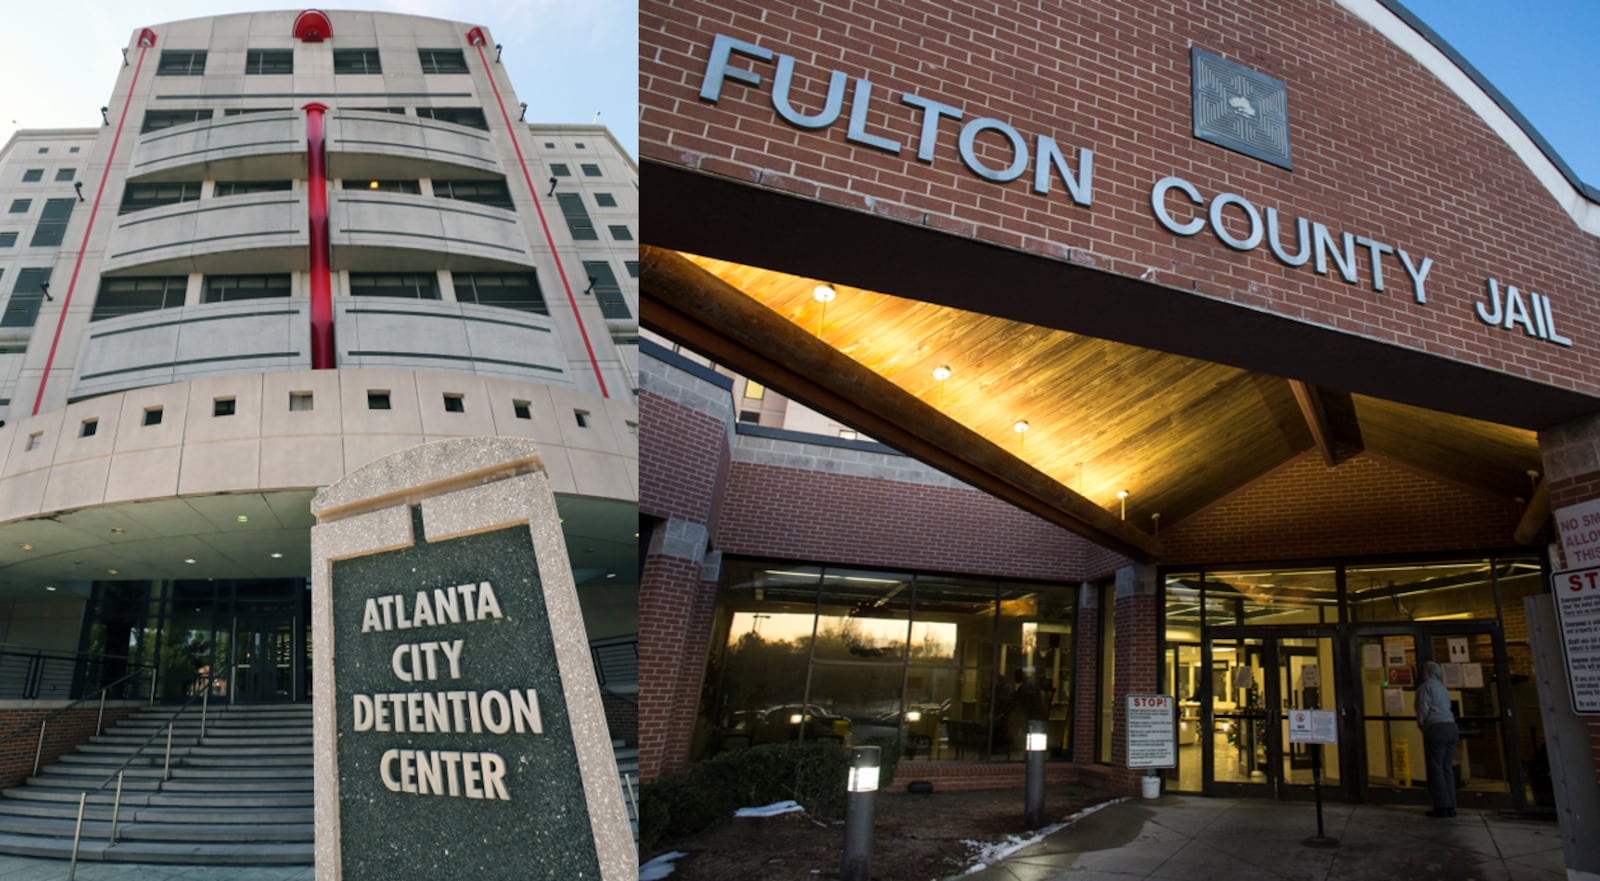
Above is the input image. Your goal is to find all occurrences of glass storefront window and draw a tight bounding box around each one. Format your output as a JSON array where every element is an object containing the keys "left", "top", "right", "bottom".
[
  {"left": 1347, "top": 559, "right": 1496, "bottom": 622},
  {"left": 1205, "top": 567, "right": 1337, "bottom": 625}
]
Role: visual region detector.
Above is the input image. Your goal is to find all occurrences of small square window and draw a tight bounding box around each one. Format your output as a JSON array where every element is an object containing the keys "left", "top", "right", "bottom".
[
  {"left": 21, "top": 170, "right": 42, "bottom": 182},
  {"left": 738, "top": 411, "right": 760, "bottom": 424},
  {"left": 25, "top": 432, "right": 42, "bottom": 451},
  {"left": 368, "top": 391, "right": 391, "bottom": 410},
  {"left": 624, "top": 261, "right": 639, "bottom": 278},
  {"left": 9, "top": 199, "right": 31, "bottom": 214},
  {"left": 213, "top": 397, "right": 236, "bottom": 417},
  {"left": 581, "top": 163, "right": 602, "bottom": 177},
  {"left": 55, "top": 169, "right": 75, "bottom": 182},
  {"left": 443, "top": 393, "right": 465, "bottom": 413},
  {"left": 69, "top": 147, "right": 80, "bottom": 154},
  {"left": 550, "top": 163, "right": 571, "bottom": 177},
  {"left": 0, "top": 233, "right": 16, "bottom": 248},
  {"left": 594, "top": 193, "right": 617, "bottom": 208},
  {"left": 143, "top": 407, "right": 163, "bottom": 426},
  {"left": 37, "top": 147, "right": 48, "bottom": 154},
  {"left": 744, "top": 381, "right": 765, "bottom": 400},
  {"left": 574, "top": 409, "right": 589, "bottom": 428},
  {"left": 608, "top": 224, "right": 633, "bottom": 241},
  {"left": 543, "top": 142, "right": 555, "bottom": 149},
  {"left": 80, "top": 419, "right": 98, "bottom": 438},
  {"left": 575, "top": 142, "right": 586, "bottom": 149},
  {"left": 289, "top": 391, "right": 314, "bottom": 411},
  {"left": 512, "top": 400, "right": 532, "bottom": 420},
  {"left": 626, "top": 420, "right": 638, "bottom": 437}
]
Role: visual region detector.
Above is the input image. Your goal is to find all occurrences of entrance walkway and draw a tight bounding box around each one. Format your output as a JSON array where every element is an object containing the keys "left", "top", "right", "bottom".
[
  {"left": 0, "top": 855, "right": 309, "bottom": 880},
  {"left": 962, "top": 796, "right": 1564, "bottom": 881}
]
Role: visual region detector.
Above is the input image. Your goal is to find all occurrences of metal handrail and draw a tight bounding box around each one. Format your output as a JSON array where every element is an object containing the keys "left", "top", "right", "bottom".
[
  {"left": 0, "top": 667, "right": 147, "bottom": 760},
  {"left": 90, "top": 670, "right": 219, "bottom": 794}
]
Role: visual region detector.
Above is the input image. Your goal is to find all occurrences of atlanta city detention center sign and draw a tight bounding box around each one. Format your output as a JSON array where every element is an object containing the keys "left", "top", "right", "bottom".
[{"left": 310, "top": 438, "right": 634, "bottom": 881}]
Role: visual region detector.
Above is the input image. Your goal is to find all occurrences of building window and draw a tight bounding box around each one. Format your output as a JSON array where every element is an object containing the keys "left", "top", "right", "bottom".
[
  {"left": 418, "top": 49, "right": 469, "bottom": 74},
  {"left": 213, "top": 180, "right": 292, "bottom": 197},
  {"left": 141, "top": 109, "right": 212, "bottom": 133},
  {"left": 90, "top": 276, "right": 186, "bottom": 321},
  {"left": 838, "top": 429, "right": 858, "bottom": 440},
  {"left": 543, "top": 142, "right": 555, "bottom": 149},
  {"left": 737, "top": 411, "right": 760, "bottom": 424},
  {"left": 289, "top": 391, "right": 314, "bottom": 411},
  {"left": 349, "top": 106, "right": 405, "bottom": 114},
  {"left": 156, "top": 50, "right": 207, "bottom": 76},
  {"left": 608, "top": 224, "right": 633, "bottom": 241},
  {"left": 203, "top": 274, "right": 291, "bottom": 303},
  {"left": 213, "top": 397, "right": 236, "bottom": 417},
  {"left": 574, "top": 410, "right": 590, "bottom": 428},
  {"left": 574, "top": 142, "right": 586, "bottom": 149},
  {"left": 442, "top": 394, "right": 465, "bottom": 413},
  {"left": 55, "top": 169, "right": 75, "bottom": 182},
  {"left": 594, "top": 192, "right": 617, "bottom": 207},
  {"left": 415, "top": 107, "right": 488, "bottom": 130},
  {"left": 582, "top": 261, "right": 630, "bottom": 320},
  {"left": 550, "top": 163, "right": 571, "bottom": 177},
  {"left": 744, "top": 381, "right": 766, "bottom": 401},
  {"left": 367, "top": 391, "right": 391, "bottom": 410},
  {"left": 30, "top": 199, "right": 75, "bottom": 248},
  {"left": 80, "top": 419, "right": 98, "bottom": 438},
  {"left": 434, "top": 179, "right": 513, "bottom": 209},
  {"left": 223, "top": 107, "right": 292, "bottom": 116},
  {"left": 453, "top": 272, "right": 547, "bottom": 315},
  {"left": 1, "top": 268, "right": 52, "bottom": 329},
  {"left": 349, "top": 273, "right": 439, "bottom": 299},
  {"left": 556, "top": 193, "right": 597, "bottom": 240},
  {"left": 119, "top": 181, "right": 201, "bottom": 214},
  {"left": 143, "top": 407, "right": 163, "bottom": 426},
  {"left": 245, "top": 49, "right": 294, "bottom": 75},
  {"left": 9, "top": 199, "right": 31, "bottom": 214},
  {"left": 581, "top": 163, "right": 602, "bottom": 177},
  {"left": 341, "top": 179, "right": 420, "bottom": 194},
  {"left": 21, "top": 169, "right": 42, "bottom": 182},
  {"left": 512, "top": 400, "right": 532, "bottom": 420},
  {"left": 37, "top": 147, "right": 48, "bottom": 154},
  {"left": 69, "top": 147, "right": 79, "bottom": 153},
  {"left": 25, "top": 433, "right": 41, "bottom": 452},
  {"left": 624, "top": 260, "right": 639, "bottom": 278},
  {"left": 333, "top": 49, "right": 382, "bottom": 75},
  {"left": 0, "top": 233, "right": 16, "bottom": 248}
]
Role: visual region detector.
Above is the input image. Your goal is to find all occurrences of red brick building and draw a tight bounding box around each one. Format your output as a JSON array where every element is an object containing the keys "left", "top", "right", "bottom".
[{"left": 637, "top": 0, "right": 1600, "bottom": 834}]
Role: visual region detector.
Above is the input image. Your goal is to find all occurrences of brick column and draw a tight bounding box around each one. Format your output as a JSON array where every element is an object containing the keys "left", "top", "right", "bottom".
[
  {"left": 1072, "top": 582, "right": 1099, "bottom": 763},
  {"left": 1537, "top": 411, "right": 1600, "bottom": 792},
  {"left": 1110, "top": 564, "right": 1160, "bottom": 795},
  {"left": 639, "top": 519, "right": 718, "bottom": 782}
]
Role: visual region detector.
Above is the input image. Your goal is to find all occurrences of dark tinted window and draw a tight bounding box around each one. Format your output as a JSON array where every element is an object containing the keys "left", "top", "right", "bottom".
[
  {"left": 119, "top": 182, "right": 201, "bottom": 214},
  {"left": 349, "top": 273, "right": 439, "bottom": 299},
  {"left": 30, "top": 199, "right": 74, "bottom": 247},
  {"left": 435, "top": 179, "right": 513, "bottom": 209},
  {"left": 556, "top": 193, "right": 597, "bottom": 240},
  {"left": 91, "top": 276, "right": 187, "bottom": 321},
  {"left": 583, "top": 261, "right": 629, "bottom": 320},
  {"left": 203, "top": 274, "right": 291, "bottom": 303},
  {"left": 142, "top": 109, "right": 212, "bottom": 133},
  {"left": 418, "top": 49, "right": 469, "bottom": 74},
  {"left": 415, "top": 107, "right": 488, "bottom": 130},
  {"left": 245, "top": 49, "right": 293, "bottom": 75},
  {"left": 156, "top": 50, "right": 207, "bottom": 76},
  {"left": 453, "top": 272, "right": 547, "bottom": 315},
  {"left": 1, "top": 268, "right": 53, "bottom": 328},
  {"left": 333, "top": 49, "right": 382, "bottom": 75}
]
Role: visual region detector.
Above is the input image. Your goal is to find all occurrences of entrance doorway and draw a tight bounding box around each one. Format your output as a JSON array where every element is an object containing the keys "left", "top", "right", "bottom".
[
  {"left": 1202, "top": 629, "right": 1340, "bottom": 800},
  {"left": 231, "top": 615, "right": 302, "bottom": 703}
]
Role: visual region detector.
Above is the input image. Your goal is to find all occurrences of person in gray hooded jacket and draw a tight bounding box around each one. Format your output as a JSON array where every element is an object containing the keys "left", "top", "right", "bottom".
[{"left": 1415, "top": 659, "right": 1459, "bottom": 817}]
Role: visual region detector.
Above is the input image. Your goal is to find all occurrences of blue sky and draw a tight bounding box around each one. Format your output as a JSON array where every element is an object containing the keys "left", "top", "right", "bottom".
[
  {"left": 0, "top": 1, "right": 637, "bottom": 159},
  {"left": 1401, "top": 0, "right": 1599, "bottom": 185}
]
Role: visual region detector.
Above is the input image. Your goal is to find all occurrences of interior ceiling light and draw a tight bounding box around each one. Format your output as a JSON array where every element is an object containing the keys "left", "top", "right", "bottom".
[
  {"left": 110, "top": 528, "right": 125, "bottom": 535},
  {"left": 184, "top": 558, "right": 197, "bottom": 564},
  {"left": 605, "top": 572, "right": 617, "bottom": 579},
  {"left": 45, "top": 586, "right": 56, "bottom": 592},
  {"left": 18, "top": 544, "right": 32, "bottom": 551},
  {"left": 368, "top": 180, "right": 380, "bottom": 189},
  {"left": 236, "top": 515, "right": 249, "bottom": 523},
  {"left": 107, "top": 569, "right": 119, "bottom": 575},
  {"left": 270, "top": 552, "right": 284, "bottom": 559}
]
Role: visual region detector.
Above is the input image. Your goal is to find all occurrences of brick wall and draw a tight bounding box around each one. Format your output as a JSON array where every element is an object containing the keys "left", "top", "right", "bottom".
[
  {"left": 1161, "top": 451, "right": 1524, "bottom": 564},
  {"left": 642, "top": 0, "right": 1600, "bottom": 400},
  {"left": 718, "top": 460, "right": 1091, "bottom": 581},
  {"left": 1110, "top": 589, "right": 1160, "bottom": 795},
  {"left": 639, "top": 389, "right": 733, "bottom": 531},
  {"left": 0, "top": 706, "right": 138, "bottom": 790}
]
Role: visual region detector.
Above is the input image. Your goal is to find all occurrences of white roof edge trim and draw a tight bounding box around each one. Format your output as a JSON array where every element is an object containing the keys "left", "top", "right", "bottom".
[{"left": 1336, "top": 0, "right": 1600, "bottom": 237}]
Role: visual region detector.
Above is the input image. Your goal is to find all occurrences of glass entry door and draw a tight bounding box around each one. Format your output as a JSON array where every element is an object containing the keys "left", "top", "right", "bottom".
[
  {"left": 1205, "top": 630, "right": 1340, "bottom": 799},
  {"left": 231, "top": 616, "right": 300, "bottom": 703}
]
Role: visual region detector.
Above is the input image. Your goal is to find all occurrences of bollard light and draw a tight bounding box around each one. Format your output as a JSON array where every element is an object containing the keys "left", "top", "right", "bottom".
[
  {"left": 841, "top": 745, "right": 881, "bottom": 881},
  {"left": 1024, "top": 719, "right": 1047, "bottom": 828}
]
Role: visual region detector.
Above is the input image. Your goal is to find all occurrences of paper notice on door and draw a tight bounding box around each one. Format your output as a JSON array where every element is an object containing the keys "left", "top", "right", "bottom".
[
  {"left": 1441, "top": 663, "right": 1463, "bottom": 688},
  {"left": 1384, "top": 637, "right": 1408, "bottom": 667},
  {"left": 1300, "top": 663, "right": 1319, "bottom": 690},
  {"left": 1462, "top": 663, "right": 1484, "bottom": 689},
  {"left": 1362, "top": 644, "right": 1383, "bottom": 669},
  {"left": 1383, "top": 687, "right": 1406, "bottom": 715},
  {"left": 1448, "top": 637, "right": 1470, "bottom": 662}
]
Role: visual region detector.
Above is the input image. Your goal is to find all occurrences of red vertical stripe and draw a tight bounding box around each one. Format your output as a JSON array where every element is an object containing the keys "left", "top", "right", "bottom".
[
  {"left": 471, "top": 39, "right": 609, "bottom": 399},
  {"left": 302, "top": 102, "right": 335, "bottom": 369},
  {"left": 31, "top": 39, "right": 153, "bottom": 416}
]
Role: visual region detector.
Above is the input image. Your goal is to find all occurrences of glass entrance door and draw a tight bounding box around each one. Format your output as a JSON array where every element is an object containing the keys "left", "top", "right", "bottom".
[
  {"left": 1205, "top": 631, "right": 1340, "bottom": 799},
  {"left": 231, "top": 616, "right": 299, "bottom": 703}
]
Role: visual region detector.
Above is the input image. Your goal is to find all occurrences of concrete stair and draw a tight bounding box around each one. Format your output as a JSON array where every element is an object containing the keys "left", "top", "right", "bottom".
[{"left": 0, "top": 704, "right": 313, "bottom": 864}]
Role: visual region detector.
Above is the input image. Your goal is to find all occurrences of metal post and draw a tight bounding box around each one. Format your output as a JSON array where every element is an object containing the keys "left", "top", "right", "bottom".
[
  {"left": 67, "top": 792, "right": 86, "bottom": 881},
  {"left": 148, "top": 666, "right": 157, "bottom": 706},
  {"left": 1025, "top": 719, "right": 1047, "bottom": 828},
  {"left": 109, "top": 771, "right": 124, "bottom": 845},
  {"left": 625, "top": 773, "right": 638, "bottom": 821},
  {"left": 200, "top": 676, "right": 210, "bottom": 740},
  {"left": 97, "top": 690, "right": 107, "bottom": 737},
  {"left": 1301, "top": 744, "right": 1339, "bottom": 848},
  {"left": 163, "top": 723, "right": 173, "bottom": 781},
  {"left": 841, "top": 746, "right": 880, "bottom": 881},
  {"left": 33, "top": 721, "right": 46, "bottom": 778}
]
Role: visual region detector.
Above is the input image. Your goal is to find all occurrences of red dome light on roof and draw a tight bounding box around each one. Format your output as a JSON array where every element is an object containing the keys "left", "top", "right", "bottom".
[{"left": 293, "top": 10, "right": 333, "bottom": 42}]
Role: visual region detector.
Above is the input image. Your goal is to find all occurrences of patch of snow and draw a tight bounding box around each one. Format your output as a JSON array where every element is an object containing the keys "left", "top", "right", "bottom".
[
  {"left": 734, "top": 800, "right": 805, "bottom": 818},
  {"left": 640, "top": 851, "right": 687, "bottom": 880},
  {"left": 956, "top": 797, "right": 1128, "bottom": 876}
]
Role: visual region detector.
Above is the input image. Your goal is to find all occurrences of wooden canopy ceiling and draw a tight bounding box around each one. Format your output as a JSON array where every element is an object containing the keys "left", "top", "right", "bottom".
[{"left": 648, "top": 248, "right": 1544, "bottom": 557}]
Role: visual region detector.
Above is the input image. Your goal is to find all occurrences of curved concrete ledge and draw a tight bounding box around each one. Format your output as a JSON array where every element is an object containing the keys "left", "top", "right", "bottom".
[
  {"left": 102, "top": 191, "right": 308, "bottom": 275},
  {"left": 326, "top": 110, "right": 502, "bottom": 179},
  {"left": 128, "top": 113, "right": 306, "bottom": 183},
  {"left": 335, "top": 298, "right": 571, "bottom": 385},
  {"left": 330, "top": 190, "right": 532, "bottom": 270}
]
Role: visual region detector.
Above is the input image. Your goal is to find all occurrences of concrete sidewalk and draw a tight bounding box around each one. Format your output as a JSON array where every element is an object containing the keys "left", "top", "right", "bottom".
[{"left": 961, "top": 796, "right": 1565, "bottom": 881}]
